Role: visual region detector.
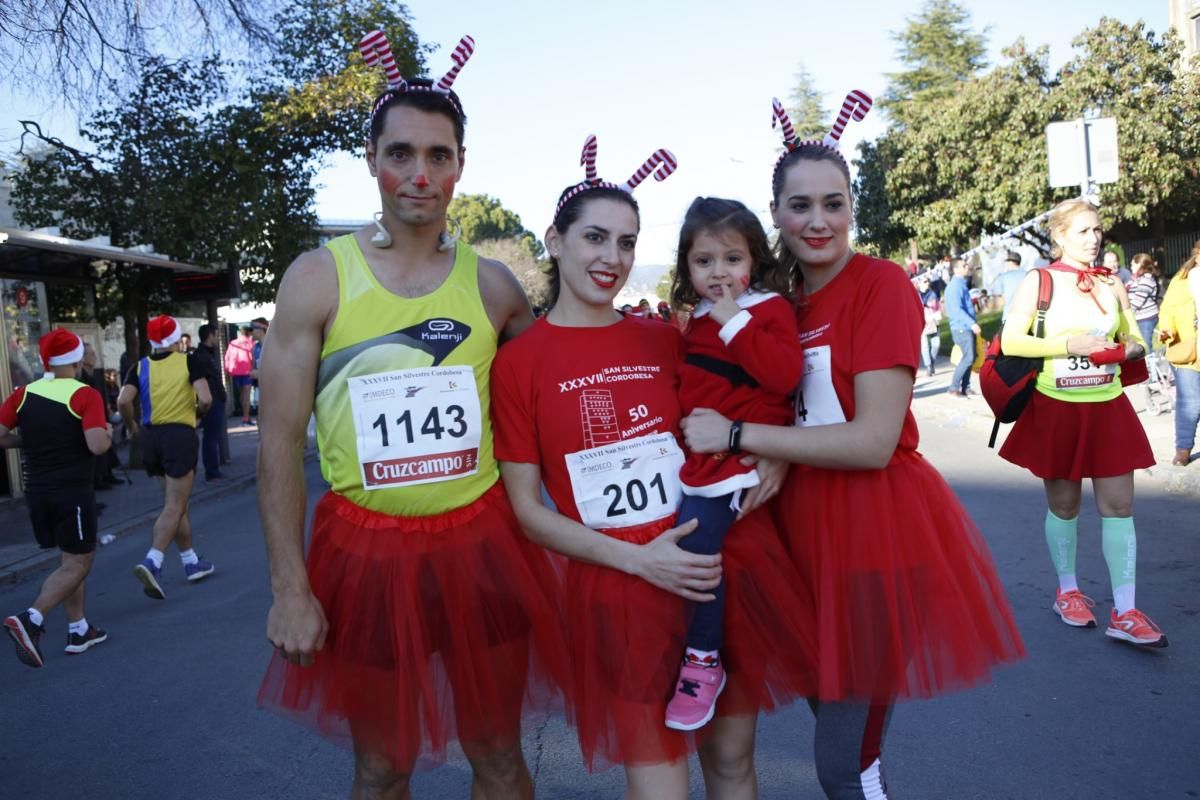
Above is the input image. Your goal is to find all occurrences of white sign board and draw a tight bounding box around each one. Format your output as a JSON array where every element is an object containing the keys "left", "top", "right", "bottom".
[{"left": 1046, "top": 118, "right": 1119, "bottom": 189}]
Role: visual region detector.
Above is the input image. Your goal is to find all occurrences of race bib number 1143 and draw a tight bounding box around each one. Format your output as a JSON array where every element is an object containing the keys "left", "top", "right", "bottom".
[{"left": 348, "top": 366, "right": 482, "bottom": 490}]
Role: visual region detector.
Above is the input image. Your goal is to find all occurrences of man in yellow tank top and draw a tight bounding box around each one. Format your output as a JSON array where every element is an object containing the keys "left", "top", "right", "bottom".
[
  {"left": 256, "top": 32, "right": 568, "bottom": 798},
  {"left": 118, "top": 315, "right": 215, "bottom": 601}
]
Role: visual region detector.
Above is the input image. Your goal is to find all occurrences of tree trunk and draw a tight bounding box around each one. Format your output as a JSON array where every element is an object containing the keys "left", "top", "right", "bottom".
[
  {"left": 1151, "top": 207, "right": 1167, "bottom": 267},
  {"left": 120, "top": 271, "right": 139, "bottom": 365},
  {"left": 134, "top": 273, "right": 150, "bottom": 358}
]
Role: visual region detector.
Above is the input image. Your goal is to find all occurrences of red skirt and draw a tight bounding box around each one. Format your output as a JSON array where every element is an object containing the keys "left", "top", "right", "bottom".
[
  {"left": 568, "top": 508, "right": 816, "bottom": 772},
  {"left": 999, "top": 390, "right": 1154, "bottom": 480},
  {"left": 256, "top": 484, "right": 570, "bottom": 771},
  {"left": 773, "top": 449, "right": 1025, "bottom": 704}
]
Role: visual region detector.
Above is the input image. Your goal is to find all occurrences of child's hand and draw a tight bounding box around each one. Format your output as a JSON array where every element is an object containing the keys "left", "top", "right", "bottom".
[{"left": 709, "top": 279, "right": 745, "bottom": 327}]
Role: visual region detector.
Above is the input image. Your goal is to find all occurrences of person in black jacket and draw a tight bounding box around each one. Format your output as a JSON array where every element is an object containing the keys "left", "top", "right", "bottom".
[{"left": 196, "top": 324, "right": 228, "bottom": 482}]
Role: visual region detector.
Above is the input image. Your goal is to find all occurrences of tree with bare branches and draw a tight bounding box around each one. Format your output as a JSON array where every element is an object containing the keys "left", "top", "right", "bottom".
[{"left": 0, "top": 0, "right": 274, "bottom": 106}]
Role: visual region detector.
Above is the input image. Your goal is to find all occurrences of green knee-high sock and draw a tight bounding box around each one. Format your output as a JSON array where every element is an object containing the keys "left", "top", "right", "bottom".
[
  {"left": 1101, "top": 516, "right": 1137, "bottom": 615},
  {"left": 1045, "top": 510, "right": 1079, "bottom": 593}
]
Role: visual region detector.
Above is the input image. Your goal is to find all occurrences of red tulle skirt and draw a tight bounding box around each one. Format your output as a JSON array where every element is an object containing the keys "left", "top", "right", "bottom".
[
  {"left": 773, "top": 449, "right": 1025, "bottom": 704},
  {"left": 568, "top": 508, "right": 816, "bottom": 772},
  {"left": 999, "top": 390, "right": 1154, "bottom": 480},
  {"left": 256, "top": 484, "right": 570, "bottom": 771}
]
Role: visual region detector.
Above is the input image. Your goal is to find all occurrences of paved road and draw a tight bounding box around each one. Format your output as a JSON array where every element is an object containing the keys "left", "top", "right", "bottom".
[{"left": 1, "top": 416, "right": 1197, "bottom": 799}]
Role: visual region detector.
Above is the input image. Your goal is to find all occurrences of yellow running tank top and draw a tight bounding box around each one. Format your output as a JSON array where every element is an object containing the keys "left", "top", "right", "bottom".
[
  {"left": 1035, "top": 270, "right": 1123, "bottom": 403},
  {"left": 316, "top": 235, "right": 499, "bottom": 515}
]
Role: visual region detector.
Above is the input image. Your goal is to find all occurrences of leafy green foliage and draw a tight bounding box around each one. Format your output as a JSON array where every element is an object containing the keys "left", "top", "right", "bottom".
[
  {"left": 448, "top": 194, "right": 544, "bottom": 260},
  {"left": 881, "top": 0, "right": 989, "bottom": 128},
  {"left": 856, "top": 17, "right": 1200, "bottom": 259}
]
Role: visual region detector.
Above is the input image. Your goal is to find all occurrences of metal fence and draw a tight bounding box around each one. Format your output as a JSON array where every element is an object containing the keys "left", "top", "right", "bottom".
[{"left": 1115, "top": 231, "right": 1200, "bottom": 277}]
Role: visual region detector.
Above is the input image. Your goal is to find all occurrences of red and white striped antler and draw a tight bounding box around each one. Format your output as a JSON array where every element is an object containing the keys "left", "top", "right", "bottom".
[
  {"left": 623, "top": 149, "right": 678, "bottom": 191},
  {"left": 824, "top": 89, "right": 872, "bottom": 146},
  {"left": 581, "top": 134, "right": 599, "bottom": 182},
  {"left": 771, "top": 98, "right": 797, "bottom": 146},
  {"left": 435, "top": 35, "right": 476, "bottom": 93},
  {"left": 359, "top": 30, "right": 404, "bottom": 88}
]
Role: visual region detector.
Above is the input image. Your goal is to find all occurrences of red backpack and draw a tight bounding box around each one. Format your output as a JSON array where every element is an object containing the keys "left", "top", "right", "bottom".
[{"left": 980, "top": 270, "right": 1053, "bottom": 447}]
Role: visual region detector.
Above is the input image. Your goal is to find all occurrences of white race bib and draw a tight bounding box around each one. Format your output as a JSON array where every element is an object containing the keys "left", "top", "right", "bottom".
[
  {"left": 565, "top": 432, "right": 684, "bottom": 529},
  {"left": 347, "top": 366, "right": 482, "bottom": 490},
  {"left": 795, "top": 345, "right": 847, "bottom": 428},
  {"left": 1052, "top": 354, "right": 1116, "bottom": 390}
]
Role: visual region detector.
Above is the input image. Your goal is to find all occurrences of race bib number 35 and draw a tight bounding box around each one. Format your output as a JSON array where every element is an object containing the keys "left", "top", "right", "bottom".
[
  {"left": 348, "top": 366, "right": 482, "bottom": 490},
  {"left": 565, "top": 432, "right": 684, "bottom": 530},
  {"left": 1053, "top": 354, "right": 1116, "bottom": 390}
]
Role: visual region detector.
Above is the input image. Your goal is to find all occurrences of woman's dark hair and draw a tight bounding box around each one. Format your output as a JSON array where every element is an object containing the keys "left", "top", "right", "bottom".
[
  {"left": 669, "top": 197, "right": 789, "bottom": 310},
  {"left": 368, "top": 79, "right": 467, "bottom": 147},
  {"left": 545, "top": 186, "right": 640, "bottom": 306},
  {"left": 770, "top": 144, "right": 853, "bottom": 284}
]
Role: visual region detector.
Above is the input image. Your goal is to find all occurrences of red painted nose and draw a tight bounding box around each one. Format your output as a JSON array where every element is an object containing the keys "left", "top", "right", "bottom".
[{"left": 414, "top": 174, "right": 429, "bottom": 189}]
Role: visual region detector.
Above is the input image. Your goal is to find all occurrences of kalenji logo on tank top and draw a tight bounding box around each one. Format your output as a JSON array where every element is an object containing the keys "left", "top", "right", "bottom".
[{"left": 398, "top": 318, "right": 470, "bottom": 365}]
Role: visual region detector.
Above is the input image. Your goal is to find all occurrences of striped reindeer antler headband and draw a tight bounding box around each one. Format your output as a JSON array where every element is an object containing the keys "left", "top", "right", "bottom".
[
  {"left": 771, "top": 89, "right": 873, "bottom": 174},
  {"left": 553, "top": 135, "right": 679, "bottom": 220},
  {"left": 360, "top": 30, "right": 476, "bottom": 125}
]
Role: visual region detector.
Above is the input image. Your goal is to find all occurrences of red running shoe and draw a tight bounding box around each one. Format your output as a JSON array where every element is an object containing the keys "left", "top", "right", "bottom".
[
  {"left": 1052, "top": 589, "right": 1097, "bottom": 628},
  {"left": 1106, "top": 608, "right": 1168, "bottom": 648}
]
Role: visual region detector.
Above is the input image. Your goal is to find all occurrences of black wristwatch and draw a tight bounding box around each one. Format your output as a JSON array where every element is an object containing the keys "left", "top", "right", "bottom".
[{"left": 728, "top": 420, "right": 744, "bottom": 454}]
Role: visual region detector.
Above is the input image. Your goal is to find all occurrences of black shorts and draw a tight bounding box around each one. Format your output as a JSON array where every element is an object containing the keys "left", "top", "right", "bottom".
[
  {"left": 28, "top": 489, "right": 97, "bottom": 555},
  {"left": 141, "top": 424, "right": 199, "bottom": 479}
]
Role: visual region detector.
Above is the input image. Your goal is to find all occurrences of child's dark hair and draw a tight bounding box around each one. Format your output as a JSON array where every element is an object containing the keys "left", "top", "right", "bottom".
[
  {"left": 368, "top": 79, "right": 467, "bottom": 147},
  {"left": 544, "top": 186, "right": 640, "bottom": 306},
  {"left": 670, "top": 197, "right": 789, "bottom": 310},
  {"left": 771, "top": 144, "right": 853, "bottom": 284}
]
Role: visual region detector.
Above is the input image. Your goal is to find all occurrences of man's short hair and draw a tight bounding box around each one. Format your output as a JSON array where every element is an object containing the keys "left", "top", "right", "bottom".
[
  {"left": 198, "top": 324, "right": 214, "bottom": 341},
  {"left": 1004, "top": 251, "right": 1021, "bottom": 266}
]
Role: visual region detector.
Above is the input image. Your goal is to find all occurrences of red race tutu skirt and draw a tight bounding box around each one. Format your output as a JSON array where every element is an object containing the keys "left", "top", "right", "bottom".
[
  {"left": 773, "top": 449, "right": 1025, "bottom": 704},
  {"left": 568, "top": 508, "right": 816, "bottom": 772},
  {"left": 256, "top": 484, "right": 570, "bottom": 771},
  {"left": 999, "top": 390, "right": 1154, "bottom": 480}
]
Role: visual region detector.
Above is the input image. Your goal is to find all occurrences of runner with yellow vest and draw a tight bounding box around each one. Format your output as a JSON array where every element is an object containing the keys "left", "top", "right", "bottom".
[
  {"left": 255, "top": 30, "right": 569, "bottom": 797},
  {"left": 118, "top": 315, "right": 214, "bottom": 600},
  {"left": 998, "top": 199, "right": 1165, "bottom": 648}
]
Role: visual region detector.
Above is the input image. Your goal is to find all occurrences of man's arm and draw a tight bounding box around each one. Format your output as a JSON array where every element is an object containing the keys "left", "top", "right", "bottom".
[
  {"left": 478, "top": 256, "right": 535, "bottom": 343},
  {"left": 192, "top": 378, "right": 212, "bottom": 416},
  {"left": 259, "top": 248, "right": 336, "bottom": 666},
  {"left": 117, "top": 384, "right": 139, "bottom": 436}
]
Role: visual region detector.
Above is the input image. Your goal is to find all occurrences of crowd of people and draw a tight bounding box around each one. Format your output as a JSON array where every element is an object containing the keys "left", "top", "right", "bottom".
[
  {"left": 1, "top": 313, "right": 271, "bottom": 667},
  {"left": 2, "top": 25, "right": 1194, "bottom": 800}
]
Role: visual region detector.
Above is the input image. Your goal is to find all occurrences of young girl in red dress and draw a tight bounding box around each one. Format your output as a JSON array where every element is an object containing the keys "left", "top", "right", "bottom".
[
  {"left": 681, "top": 95, "right": 1025, "bottom": 799},
  {"left": 662, "top": 197, "right": 804, "bottom": 732},
  {"left": 491, "top": 137, "right": 815, "bottom": 799}
]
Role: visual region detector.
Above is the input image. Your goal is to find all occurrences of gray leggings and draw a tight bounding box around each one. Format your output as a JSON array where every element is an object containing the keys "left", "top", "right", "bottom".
[{"left": 807, "top": 699, "right": 894, "bottom": 799}]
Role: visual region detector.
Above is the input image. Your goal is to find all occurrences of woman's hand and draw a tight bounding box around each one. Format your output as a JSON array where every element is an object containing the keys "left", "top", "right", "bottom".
[
  {"left": 1159, "top": 329, "right": 1177, "bottom": 344},
  {"left": 736, "top": 455, "right": 787, "bottom": 518},
  {"left": 680, "top": 408, "right": 733, "bottom": 454},
  {"left": 628, "top": 518, "right": 722, "bottom": 602},
  {"left": 1066, "top": 334, "right": 1112, "bottom": 356}
]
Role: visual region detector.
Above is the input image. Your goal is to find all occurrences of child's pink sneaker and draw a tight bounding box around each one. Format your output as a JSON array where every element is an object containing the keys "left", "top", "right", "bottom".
[{"left": 664, "top": 657, "right": 726, "bottom": 731}]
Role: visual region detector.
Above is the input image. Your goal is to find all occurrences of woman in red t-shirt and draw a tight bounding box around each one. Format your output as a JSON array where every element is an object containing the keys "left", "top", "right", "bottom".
[
  {"left": 681, "top": 101, "right": 1025, "bottom": 799},
  {"left": 491, "top": 141, "right": 815, "bottom": 798}
]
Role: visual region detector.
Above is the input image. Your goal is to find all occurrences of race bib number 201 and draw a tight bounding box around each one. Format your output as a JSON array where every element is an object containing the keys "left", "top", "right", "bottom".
[
  {"left": 565, "top": 432, "right": 684, "bottom": 530},
  {"left": 348, "top": 366, "right": 482, "bottom": 490}
]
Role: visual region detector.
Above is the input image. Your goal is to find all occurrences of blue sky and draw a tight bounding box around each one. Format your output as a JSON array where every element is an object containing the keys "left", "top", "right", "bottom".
[{"left": 0, "top": 1, "right": 1173, "bottom": 266}]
